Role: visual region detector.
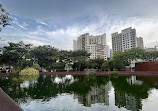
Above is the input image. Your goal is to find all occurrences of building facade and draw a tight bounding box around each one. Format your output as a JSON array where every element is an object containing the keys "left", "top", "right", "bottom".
[
  {"left": 112, "top": 27, "right": 143, "bottom": 54},
  {"left": 73, "top": 40, "right": 77, "bottom": 51},
  {"left": 136, "top": 37, "right": 144, "bottom": 49},
  {"left": 73, "top": 33, "right": 110, "bottom": 60}
]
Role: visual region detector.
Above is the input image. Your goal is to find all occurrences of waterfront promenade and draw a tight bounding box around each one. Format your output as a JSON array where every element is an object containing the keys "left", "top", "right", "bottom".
[
  {"left": 39, "top": 71, "right": 158, "bottom": 76},
  {"left": 0, "top": 88, "right": 23, "bottom": 111}
]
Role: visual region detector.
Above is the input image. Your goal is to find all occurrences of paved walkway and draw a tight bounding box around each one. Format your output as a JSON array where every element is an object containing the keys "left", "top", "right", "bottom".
[
  {"left": 0, "top": 88, "right": 23, "bottom": 111},
  {"left": 39, "top": 71, "right": 158, "bottom": 76}
]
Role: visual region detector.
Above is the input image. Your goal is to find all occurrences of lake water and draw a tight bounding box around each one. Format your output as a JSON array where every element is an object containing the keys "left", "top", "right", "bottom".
[{"left": 1, "top": 75, "right": 158, "bottom": 111}]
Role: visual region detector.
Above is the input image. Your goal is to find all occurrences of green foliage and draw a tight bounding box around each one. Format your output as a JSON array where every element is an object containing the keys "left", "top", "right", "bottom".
[
  {"left": 101, "top": 60, "right": 109, "bottom": 71},
  {"left": 111, "top": 48, "right": 148, "bottom": 71},
  {"left": 20, "top": 67, "right": 39, "bottom": 76},
  {"left": 59, "top": 50, "right": 72, "bottom": 62},
  {"left": 89, "top": 69, "right": 96, "bottom": 75},
  {"left": 89, "top": 58, "right": 104, "bottom": 69},
  {"left": 1, "top": 41, "right": 32, "bottom": 70},
  {"left": 19, "top": 59, "right": 33, "bottom": 69},
  {"left": 109, "top": 71, "right": 119, "bottom": 78},
  {"left": 51, "top": 62, "right": 65, "bottom": 70},
  {"left": 71, "top": 50, "right": 90, "bottom": 62},
  {"left": 31, "top": 45, "right": 59, "bottom": 70},
  {"left": 2, "top": 40, "right": 157, "bottom": 73},
  {"left": 0, "top": 4, "right": 11, "bottom": 32},
  {"left": 71, "top": 50, "right": 90, "bottom": 71},
  {"left": 111, "top": 51, "right": 127, "bottom": 71},
  {"left": 145, "top": 51, "right": 158, "bottom": 62},
  {"left": 33, "top": 63, "right": 41, "bottom": 71}
]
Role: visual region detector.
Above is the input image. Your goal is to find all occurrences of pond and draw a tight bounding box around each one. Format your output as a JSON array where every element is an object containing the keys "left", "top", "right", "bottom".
[{"left": 0, "top": 75, "right": 158, "bottom": 111}]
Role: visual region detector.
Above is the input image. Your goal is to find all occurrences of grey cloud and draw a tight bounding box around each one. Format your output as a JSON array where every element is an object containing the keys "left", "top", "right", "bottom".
[{"left": 1, "top": 0, "right": 158, "bottom": 21}]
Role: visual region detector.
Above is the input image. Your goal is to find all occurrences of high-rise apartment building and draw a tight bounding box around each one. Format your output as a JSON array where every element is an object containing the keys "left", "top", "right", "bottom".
[
  {"left": 112, "top": 27, "right": 143, "bottom": 53},
  {"left": 136, "top": 37, "right": 144, "bottom": 49},
  {"left": 73, "top": 40, "right": 77, "bottom": 50},
  {"left": 111, "top": 32, "right": 122, "bottom": 53},
  {"left": 73, "top": 33, "right": 110, "bottom": 60}
]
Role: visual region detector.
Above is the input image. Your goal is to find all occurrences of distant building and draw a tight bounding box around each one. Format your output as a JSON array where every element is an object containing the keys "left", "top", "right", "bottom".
[
  {"left": 73, "top": 40, "right": 77, "bottom": 51},
  {"left": 145, "top": 46, "right": 158, "bottom": 52},
  {"left": 112, "top": 27, "right": 143, "bottom": 54},
  {"left": 112, "top": 32, "right": 122, "bottom": 53},
  {"left": 136, "top": 37, "right": 144, "bottom": 49},
  {"left": 73, "top": 33, "right": 110, "bottom": 60}
]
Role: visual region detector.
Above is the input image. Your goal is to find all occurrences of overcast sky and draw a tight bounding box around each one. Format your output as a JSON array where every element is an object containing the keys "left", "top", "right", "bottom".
[{"left": 0, "top": 0, "right": 158, "bottom": 49}]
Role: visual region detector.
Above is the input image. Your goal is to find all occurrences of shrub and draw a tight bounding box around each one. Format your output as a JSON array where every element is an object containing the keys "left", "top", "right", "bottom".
[
  {"left": 32, "top": 63, "right": 41, "bottom": 71},
  {"left": 89, "top": 69, "right": 96, "bottom": 75},
  {"left": 20, "top": 67, "right": 39, "bottom": 76},
  {"left": 109, "top": 71, "right": 119, "bottom": 78}
]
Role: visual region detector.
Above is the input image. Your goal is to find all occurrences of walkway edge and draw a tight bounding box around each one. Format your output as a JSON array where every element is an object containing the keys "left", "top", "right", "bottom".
[{"left": 0, "top": 87, "right": 23, "bottom": 111}]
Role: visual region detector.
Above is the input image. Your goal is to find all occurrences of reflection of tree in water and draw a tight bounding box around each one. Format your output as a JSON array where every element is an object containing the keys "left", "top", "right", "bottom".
[
  {"left": 111, "top": 76, "right": 158, "bottom": 111},
  {"left": 0, "top": 76, "right": 39, "bottom": 104},
  {"left": 0, "top": 75, "right": 110, "bottom": 106},
  {"left": 1, "top": 75, "right": 158, "bottom": 110}
]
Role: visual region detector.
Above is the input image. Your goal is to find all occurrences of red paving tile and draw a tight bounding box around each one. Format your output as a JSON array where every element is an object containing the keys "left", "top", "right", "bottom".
[{"left": 0, "top": 88, "right": 23, "bottom": 111}]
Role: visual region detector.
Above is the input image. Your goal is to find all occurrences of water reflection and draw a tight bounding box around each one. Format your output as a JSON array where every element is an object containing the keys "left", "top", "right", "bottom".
[
  {"left": 1, "top": 75, "right": 158, "bottom": 111},
  {"left": 74, "top": 82, "right": 111, "bottom": 107}
]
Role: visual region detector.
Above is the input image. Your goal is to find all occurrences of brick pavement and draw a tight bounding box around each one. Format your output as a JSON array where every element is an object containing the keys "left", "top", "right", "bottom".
[{"left": 0, "top": 88, "right": 23, "bottom": 111}]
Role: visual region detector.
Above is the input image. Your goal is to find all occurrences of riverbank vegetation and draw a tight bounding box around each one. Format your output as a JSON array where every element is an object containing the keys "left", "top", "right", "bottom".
[
  {"left": 0, "top": 41, "right": 158, "bottom": 75},
  {"left": 20, "top": 68, "right": 39, "bottom": 76}
]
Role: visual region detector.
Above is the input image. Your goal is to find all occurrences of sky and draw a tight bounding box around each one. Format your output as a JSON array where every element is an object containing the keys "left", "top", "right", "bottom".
[{"left": 0, "top": 0, "right": 158, "bottom": 49}]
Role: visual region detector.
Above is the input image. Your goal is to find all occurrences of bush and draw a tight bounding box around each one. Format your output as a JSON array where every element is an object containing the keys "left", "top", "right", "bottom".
[
  {"left": 109, "top": 71, "right": 119, "bottom": 78},
  {"left": 32, "top": 63, "right": 41, "bottom": 71},
  {"left": 20, "top": 67, "right": 39, "bottom": 76},
  {"left": 89, "top": 69, "right": 96, "bottom": 75}
]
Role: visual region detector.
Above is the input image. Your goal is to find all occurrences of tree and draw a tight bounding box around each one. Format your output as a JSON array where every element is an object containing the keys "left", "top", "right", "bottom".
[
  {"left": 31, "top": 45, "right": 60, "bottom": 70},
  {"left": 71, "top": 50, "right": 90, "bottom": 71},
  {"left": 110, "top": 51, "right": 127, "bottom": 71},
  {"left": 1, "top": 41, "right": 32, "bottom": 71},
  {"left": 32, "top": 63, "right": 41, "bottom": 71},
  {"left": 0, "top": 4, "right": 11, "bottom": 32},
  {"left": 71, "top": 50, "right": 90, "bottom": 62},
  {"left": 123, "top": 48, "right": 146, "bottom": 62},
  {"left": 88, "top": 58, "right": 104, "bottom": 70},
  {"left": 145, "top": 51, "right": 158, "bottom": 62},
  {"left": 110, "top": 48, "right": 147, "bottom": 71},
  {"left": 101, "top": 60, "right": 109, "bottom": 71}
]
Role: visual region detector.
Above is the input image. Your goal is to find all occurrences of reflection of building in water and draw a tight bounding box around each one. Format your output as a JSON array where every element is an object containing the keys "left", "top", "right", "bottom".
[
  {"left": 74, "top": 82, "right": 111, "bottom": 107},
  {"left": 115, "top": 92, "right": 142, "bottom": 111},
  {"left": 126, "top": 76, "right": 142, "bottom": 85}
]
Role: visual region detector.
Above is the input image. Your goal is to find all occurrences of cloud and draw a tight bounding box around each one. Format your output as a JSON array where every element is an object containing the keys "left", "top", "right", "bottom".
[
  {"left": 36, "top": 20, "right": 48, "bottom": 26},
  {"left": 12, "top": 17, "right": 29, "bottom": 30},
  {"left": 22, "top": 39, "right": 47, "bottom": 46},
  {"left": 0, "top": 40, "right": 8, "bottom": 47},
  {"left": 1, "top": 12, "right": 158, "bottom": 50},
  {"left": 2, "top": 0, "right": 158, "bottom": 22}
]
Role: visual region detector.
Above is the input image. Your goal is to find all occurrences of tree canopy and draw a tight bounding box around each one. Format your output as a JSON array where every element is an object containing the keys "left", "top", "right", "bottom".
[{"left": 0, "top": 3, "right": 11, "bottom": 32}]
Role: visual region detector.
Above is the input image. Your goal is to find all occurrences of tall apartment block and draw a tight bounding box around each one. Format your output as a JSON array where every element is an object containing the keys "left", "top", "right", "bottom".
[
  {"left": 73, "top": 33, "right": 110, "bottom": 60},
  {"left": 112, "top": 27, "right": 144, "bottom": 53},
  {"left": 136, "top": 37, "right": 144, "bottom": 49}
]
